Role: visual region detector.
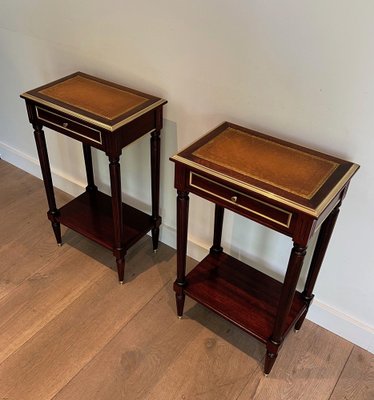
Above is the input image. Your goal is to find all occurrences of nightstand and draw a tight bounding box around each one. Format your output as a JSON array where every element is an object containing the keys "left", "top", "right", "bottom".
[
  {"left": 21, "top": 72, "right": 167, "bottom": 283},
  {"left": 170, "top": 121, "right": 358, "bottom": 374}
]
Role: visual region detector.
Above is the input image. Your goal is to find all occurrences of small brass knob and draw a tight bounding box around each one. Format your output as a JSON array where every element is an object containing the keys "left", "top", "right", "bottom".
[
  {"left": 231, "top": 196, "right": 238, "bottom": 203},
  {"left": 62, "top": 122, "right": 68, "bottom": 128}
]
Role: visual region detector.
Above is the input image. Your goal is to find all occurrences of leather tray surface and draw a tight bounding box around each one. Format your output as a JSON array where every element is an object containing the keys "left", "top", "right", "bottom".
[
  {"left": 193, "top": 127, "right": 338, "bottom": 199},
  {"left": 39, "top": 75, "right": 148, "bottom": 120}
]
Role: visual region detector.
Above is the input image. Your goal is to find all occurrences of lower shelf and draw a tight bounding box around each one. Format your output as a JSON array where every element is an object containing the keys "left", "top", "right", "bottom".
[
  {"left": 57, "top": 190, "right": 154, "bottom": 251},
  {"left": 184, "top": 252, "right": 306, "bottom": 343}
]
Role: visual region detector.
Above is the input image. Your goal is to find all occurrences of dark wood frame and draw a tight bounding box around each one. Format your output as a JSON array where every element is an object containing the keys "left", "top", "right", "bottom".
[
  {"left": 171, "top": 121, "right": 358, "bottom": 374},
  {"left": 21, "top": 73, "right": 167, "bottom": 283}
]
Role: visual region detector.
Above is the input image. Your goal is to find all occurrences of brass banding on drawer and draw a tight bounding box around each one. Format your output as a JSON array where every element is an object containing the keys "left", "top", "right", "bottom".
[
  {"left": 189, "top": 172, "right": 292, "bottom": 228},
  {"left": 36, "top": 107, "right": 102, "bottom": 144}
]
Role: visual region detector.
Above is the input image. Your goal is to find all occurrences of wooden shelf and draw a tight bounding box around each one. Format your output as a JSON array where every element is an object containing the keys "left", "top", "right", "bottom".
[
  {"left": 184, "top": 252, "right": 306, "bottom": 343},
  {"left": 57, "top": 191, "right": 154, "bottom": 251}
]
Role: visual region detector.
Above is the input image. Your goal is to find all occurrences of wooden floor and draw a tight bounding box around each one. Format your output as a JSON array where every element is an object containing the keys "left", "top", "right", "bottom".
[{"left": 0, "top": 159, "right": 373, "bottom": 400}]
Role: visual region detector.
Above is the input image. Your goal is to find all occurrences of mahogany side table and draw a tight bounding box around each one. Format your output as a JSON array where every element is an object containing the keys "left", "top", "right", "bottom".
[
  {"left": 21, "top": 72, "right": 167, "bottom": 283},
  {"left": 170, "top": 121, "right": 359, "bottom": 374}
]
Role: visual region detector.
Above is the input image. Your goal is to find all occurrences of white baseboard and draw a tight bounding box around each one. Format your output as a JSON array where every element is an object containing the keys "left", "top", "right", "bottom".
[
  {"left": 1, "top": 140, "right": 43, "bottom": 180},
  {"left": 2, "top": 140, "right": 373, "bottom": 354},
  {"left": 308, "top": 300, "right": 374, "bottom": 353},
  {"left": 0, "top": 140, "right": 85, "bottom": 197}
]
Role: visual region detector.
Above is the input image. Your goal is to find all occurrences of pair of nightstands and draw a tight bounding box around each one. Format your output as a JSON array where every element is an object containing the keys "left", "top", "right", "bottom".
[{"left": 21, "top": 72, "right": 358, "bottom": 374}]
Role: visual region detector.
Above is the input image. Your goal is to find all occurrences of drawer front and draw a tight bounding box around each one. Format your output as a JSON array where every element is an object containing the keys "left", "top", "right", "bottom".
[
  {"left": 189, "top": 172, "right": 292, "bottom": 229},
  {"left": 36, "top": 107, "right": 102, "bottom": 145}
]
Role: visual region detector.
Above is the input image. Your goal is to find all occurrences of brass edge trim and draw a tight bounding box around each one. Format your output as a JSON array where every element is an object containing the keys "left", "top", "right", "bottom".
[
  {"left": 172, "top": 154, "right": 316, "bottom": 215},
  {"left": 22, "top": 93, "right": 166, "bottom": 132},
  {"left": 36, "top": 107, "right": 102, "bottom": 145},
  {"left": 190, "top": 172, "right": 292, "bottom": 228},
  {"left": 172, "top": 155, "right": 358, "bottom": 217},
  {"left": 111, "top": 98, "right": 166, "bottom": 131},
  {"left": 314, "top": 163, "right": 359, "bottom": 215}
]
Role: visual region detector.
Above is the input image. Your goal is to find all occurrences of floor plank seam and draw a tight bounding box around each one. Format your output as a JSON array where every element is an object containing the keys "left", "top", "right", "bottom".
[
  {"left": 327, "top": 345, "right": 354, "bottom": 400},
  {"left": 49, "top": 277, "right": 173, "bottom": 400},
  {"left": 0, "top": 241, "right": 64, "bottom": 304},
  {"left": 234, "top": 359, "right": 264, "bottom": 400},
  {"left": 0, "top": 266, "right": 106, "bottom": 369}
]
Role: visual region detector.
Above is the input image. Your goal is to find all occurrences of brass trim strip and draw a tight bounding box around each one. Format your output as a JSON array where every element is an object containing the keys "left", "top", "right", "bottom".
[
  {"left": 23, "top": 93, "right": 166, "bottom": 132},
  {"left": 172, "top": 155, "right": 359, "bottom": 217},
  {"left": 189, "top": 172, "right": 292, "bottom": 228},
  {"left": 36, "top": 107, "right": 102, "bottom": 145}
]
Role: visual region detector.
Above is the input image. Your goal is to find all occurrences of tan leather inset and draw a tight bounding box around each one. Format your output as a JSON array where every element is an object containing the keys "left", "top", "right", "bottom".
[
  {"left": 39, "top": 76, "right": 148, "bottom": 120},
  {"left": 193, "top": 127, "right": 338, "bottom": 199}
]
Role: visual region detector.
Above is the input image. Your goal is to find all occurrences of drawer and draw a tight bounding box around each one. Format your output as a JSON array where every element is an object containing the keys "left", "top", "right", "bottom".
[
  {"left": 36, "top": 106, "right": 102, "bottom": 145},
  {"left": 189, "top": 172, "right": 292, "bottom": 228}
]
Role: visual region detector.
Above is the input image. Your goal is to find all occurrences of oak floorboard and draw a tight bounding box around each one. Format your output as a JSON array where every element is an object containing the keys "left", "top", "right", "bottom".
[
  {"left": 0, "top": 238, "right": 106, "bottom": 364},
  {"left": 0, "top": 242, "right": 175, "bottom": 400},
  {"left": 52, "top": 284, "right": 204, "bottom": 400},
  {"left": 0, "top": 160, "right": 73, "bottom": 300},
  {"left": 329, "top": 346, "right": 374, "bottom": 400},
  {"left": 146, "top": 304, "right": 264, "bottom": 400},
  {"left": 236, "top": 321, "right": 353, "bottom": 400},
  {"left": 0, "top": 220, "right": 69, "bottom": 301},
  {"left": 54, "top": 285, "right": 263, "bottom": 400},
  {"left": 0, "top": 160, "right": 41, "bottom": 210},
  {"left": 1, "top": 161, "right": 370, "bottom": 400}
]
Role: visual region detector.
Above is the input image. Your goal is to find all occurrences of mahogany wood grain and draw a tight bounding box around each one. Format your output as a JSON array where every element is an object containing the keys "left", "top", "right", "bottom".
[
  {"left": 108, "top": 155, "right": 125, "bottom": 281},
  {"left": 57, "top": 191, "right": 153, "bottom": 252},
  {"left": 174, "top": 190, "right": 189, "bottom": 316},
  {"left": 150, "top": 130, "right": 161, "bottom": 251},
  {"left": 82, "top": 143, "right": 98, "bottom": 192},
  {"left": 265, "top": 243, "right": 307, "bottom": 374},
  {"left": 210, "top": 204, "right": 224, "bottom": 254},
  {"left": 33, "top": 123, "right": 61, "bottom": 245},
  {"left": 295, "top": 203, "right": 341, "bottom": 331},
  {"left": 184, "top": 252, "right": 306, "bottom": 343}
]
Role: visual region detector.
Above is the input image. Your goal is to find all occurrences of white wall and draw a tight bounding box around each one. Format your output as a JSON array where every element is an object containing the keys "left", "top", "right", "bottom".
[{"left": 1, "top": 0, "right": 373, "bottom": 352}]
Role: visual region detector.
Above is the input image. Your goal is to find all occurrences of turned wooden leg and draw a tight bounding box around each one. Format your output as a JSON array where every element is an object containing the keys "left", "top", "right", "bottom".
[
  {"left": 210, "top": 204, "right": 224, "bottom": 254},
  {"left": 33, "top": 124, "right": 61, "bottom": 245},
  {"left": 295, "top": 205, "right": 341, "bottom": 331},
  {"left": 174, "top": 190, "right": 189, "bottom": 317},
  {"left": 150, "top": 130, "right": 161, "bottom": 252},
  {"left": 108, "top": 154, "right": 126, "bottom": 283},
  {"left": 265, "top": 243, "right": 307, "bottom": 374},
  {"left": 82, "top": 143, "right": 98, "bottom": 193}
]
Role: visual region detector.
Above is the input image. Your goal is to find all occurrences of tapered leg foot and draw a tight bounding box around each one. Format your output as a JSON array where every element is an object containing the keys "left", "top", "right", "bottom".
[
  {"left": 265, "top": 339, "right": 280, "bottom": 375},
  {"left": 52, "top": 221, "right": 62, "bottom": 245},
  {"left": 264, "top": 350, "right": 278, "bottom": 375},
  {"left": 295, "top": 310, "right": 308, "bottom": 331},
  {"left": 116, "top": 257, "right": 125, "bottom": 283},
  {"left": 175, "top": 289, "right": 185, "bottom": 317},
  {"left": 151, "top": 227, "right": 160, "bottom": 253}
]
